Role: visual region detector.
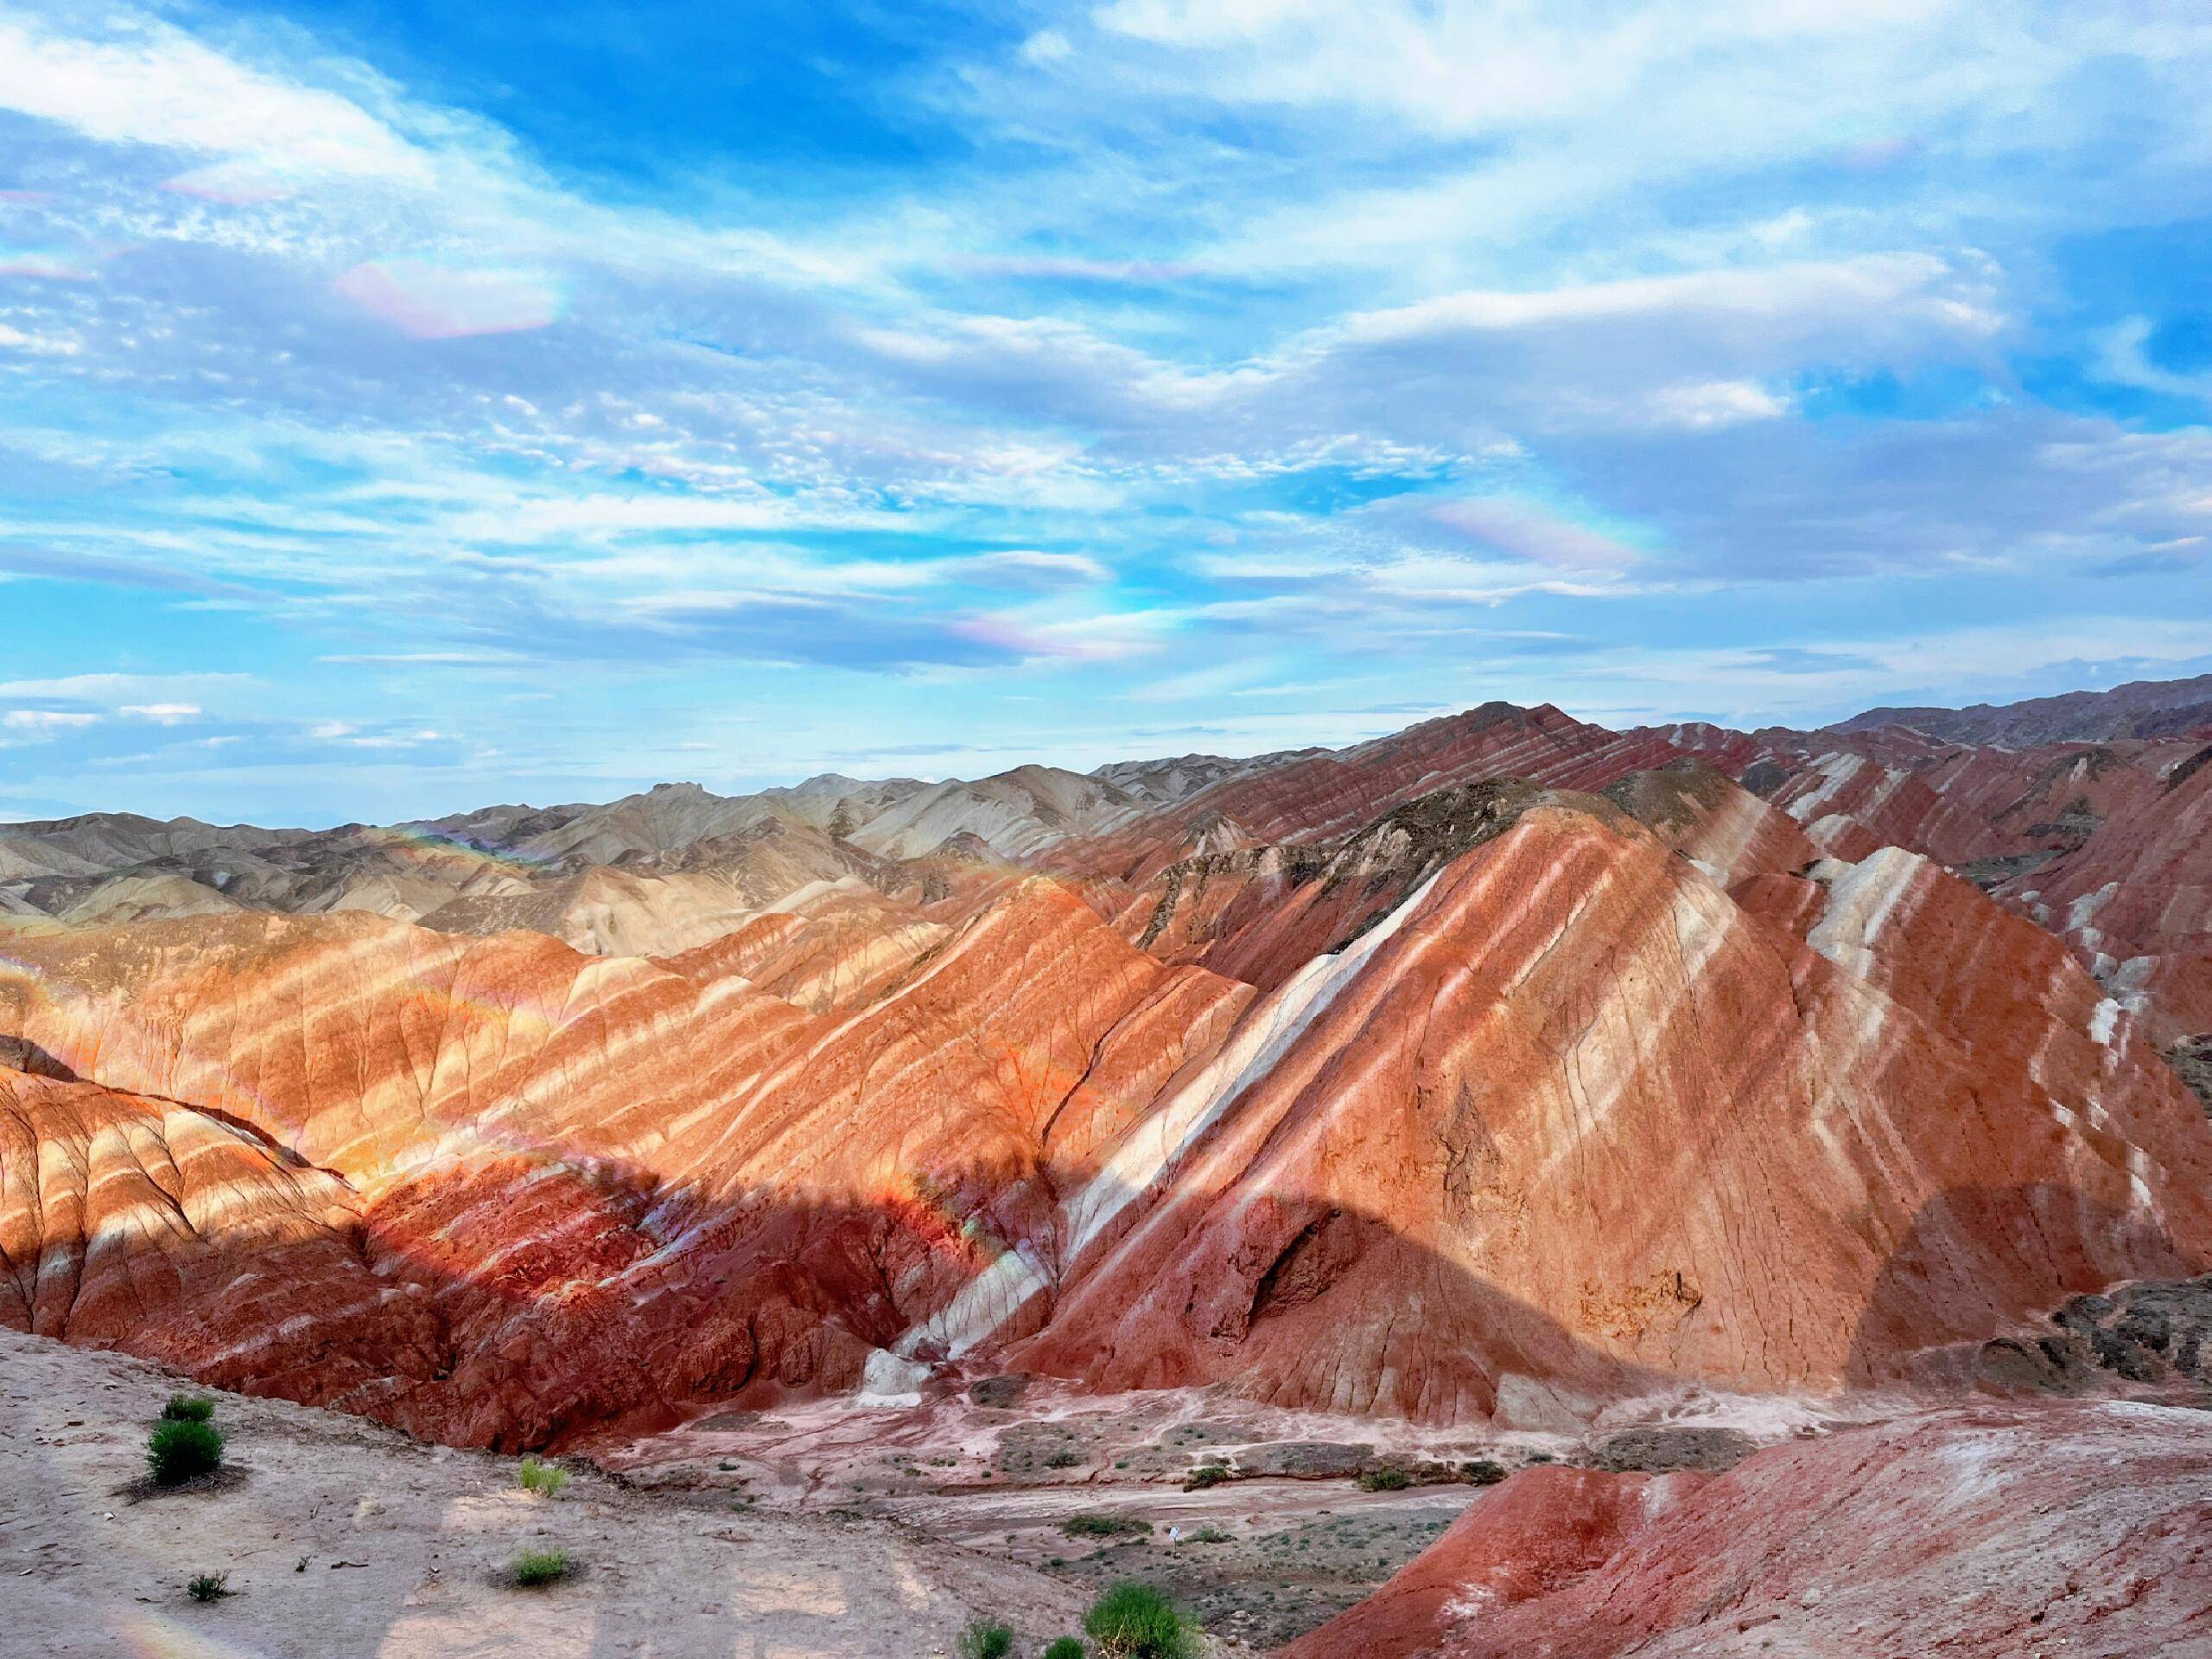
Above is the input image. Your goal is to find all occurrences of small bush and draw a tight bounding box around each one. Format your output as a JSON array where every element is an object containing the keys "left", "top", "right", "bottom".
[
  {"left": 1061, "top": 1514, "right": 1153, "bottom": 1539},
  {"left": 162, "top": 1395, "right": 215, "bottom": 1423},
  {"left": 186, "top": 1571, "right": 230, "bottom": 1603},
  {"left": 1084, "top": 1581, "right": 1198, "bottom": 1659},
  {"left": 1044, "top": 1641, "right": 1087, "bottom": 1659},
  {"left": 1462, "top": 1458, "right": 1507, "bottom": 1484},
  {"left": 1044, "top": 1448, "right": 1084, "bottom": 1469},
  {"left": 957, "top": 1620, "right": 1016, "bottom": 1659},
  {"left": 147, "top": 1419, "right": 225, "bottom": 1486},
  {"left": 1189, "top": 1526, "right": 1230, "bottom": 1544},
  {"left": 508, "top": 1548, "right": 573, "bottom": 1588},
  {"left": 517, "top": 1455, "right": 569, "bottom": 1497},
  {"left": 1181, "top": 1463, "right": 1230, "bottom": 1491},
  {"left": 1357, "top": 1466, "right": 1410, "bottom": 1492}
]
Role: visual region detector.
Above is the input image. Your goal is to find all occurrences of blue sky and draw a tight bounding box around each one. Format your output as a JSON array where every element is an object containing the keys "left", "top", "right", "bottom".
[{"left": 4, "top": 2, "right": 2212, "bottom": 826}]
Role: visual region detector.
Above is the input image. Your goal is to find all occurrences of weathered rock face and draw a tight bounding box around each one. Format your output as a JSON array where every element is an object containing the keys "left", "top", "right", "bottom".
[
  {"left": 2011, "top": 743, "right": 2212, "bottom": 1046},
  {"left": 1767, "top": 745, "right": 2027, "bottom": 866},
  {"left": 1613, "top": 709, "right": 2211, "bottom": 1047},
  {"left": 1278, "top": 1464, "right": 1694, "bottom": 1658},
  {"left": 0, "top": 1065, "right": 369, "bottom": 1348},
  {"left": 1017, "top": 801, "right": 2212, "bottom": 1420},
  {"left": 1165, "top": 702, "right": 1690, "bottom": 846},
  {"left": 1107, "top": 764, "right": 1810, "bottom": 995},
  {"left": 5, "top": 690, "right": 2212, "bottom": 1465},
  {"left": 1283, "top": 1401, "right": 2212, "bottom": 1659},
  {"left": 0, "top": 887, "right": 1252, "bottom": 1446}
]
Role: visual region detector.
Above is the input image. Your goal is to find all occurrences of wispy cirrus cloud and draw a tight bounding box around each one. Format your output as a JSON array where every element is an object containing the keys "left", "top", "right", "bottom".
[{"left": 3, "top": 1, "right": 2212, "bottom": 819}]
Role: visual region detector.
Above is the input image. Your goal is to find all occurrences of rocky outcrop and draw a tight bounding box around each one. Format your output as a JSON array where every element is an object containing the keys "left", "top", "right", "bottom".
[
  {"left": 1095, "top": 702, "right": 1689, "bottom": 856},
  {"left": 2011, "top": 743, "right": 2212, "bottom": 1046},
  {"left": 0, "top": 884, "right": 1253, "bottom": 1446},
  {"left": 1017, "top": 800, "right": 2212, "bottom": 1418},
  {"left": 1282, "top": 1400, "right": 2212, "bottom": 1658},
  {"left": 7, "top": 690, "right": 2212, "bottom": 1463}
]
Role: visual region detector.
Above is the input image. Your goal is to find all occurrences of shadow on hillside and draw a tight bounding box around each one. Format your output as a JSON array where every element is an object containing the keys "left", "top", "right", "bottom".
[
  {"left": 18, "top": 1105, "right": 2208, "bottom": 1452},
  {"left": 1844, "top": 1181, "right": 2207, "bottom": 1390},
  {"left": 15, "top": 1092, "right": 2212, "bottom": 1654},
  {"left": 0, "top": 1033, "right": 78, "bottom": 1080}
]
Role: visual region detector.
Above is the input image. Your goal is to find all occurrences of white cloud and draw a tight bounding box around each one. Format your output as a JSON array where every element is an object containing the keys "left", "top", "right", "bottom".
[
  {"left": 435, "top": 493, "right": 908, "bottom": 543},
  {"left": 955, "top": 550, "right": 1110, "bottom": 587},
  {"left": 0, "top": 13, "right": 430, "bottom": 180},
  {"left": 1647, "top": 379, "right": 1792, "bottom": 429},
  {"left": 3, "top": 709, "right": 100, "bottom": 733},
  {"left": 120, "top": 702, "right": 200, "bottom": 722},
  {"left": 1021, "top": 29, "right": 1074, "bottom": 63},
  {"left": 0, "top": 322, "right": 79, "bottom": 355},
  {"left": 1341, "top": 256, "right": 1999, "bottom": 350},
  {"left": 0, "top": 672, "right": 253, "bottom": 706}
]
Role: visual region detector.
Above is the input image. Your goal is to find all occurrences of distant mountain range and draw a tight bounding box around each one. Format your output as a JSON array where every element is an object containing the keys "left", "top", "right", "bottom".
[{"left": 1831, "top": 671, "right": 2212, "bottom": 746}]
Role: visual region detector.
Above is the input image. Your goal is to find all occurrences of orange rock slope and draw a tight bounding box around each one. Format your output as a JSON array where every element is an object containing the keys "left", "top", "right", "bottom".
[
  {"left": 0, "top": 876, "right": 1253, "bottom": 1445},
  {"left": 4, "top": 750, "right": 2209, "bottom": 1452}
]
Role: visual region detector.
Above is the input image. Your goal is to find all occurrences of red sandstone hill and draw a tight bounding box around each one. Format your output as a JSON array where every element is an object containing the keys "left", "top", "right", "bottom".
[
  {"left": 3, "top": 682, "right": 2212, "bottom": 1475},
  {"left": 8, "top": 679, "right": 2212, "bottom": 1656},
  {"left": 5, "top": 765, "right": 2209, "bottom": 1453},
  {"left": 5, "top": 696, "right": 2212, "bottom": 1659},
  {"left": 1281, "top": 1398, "right": 2212, "bottom": 1658}
]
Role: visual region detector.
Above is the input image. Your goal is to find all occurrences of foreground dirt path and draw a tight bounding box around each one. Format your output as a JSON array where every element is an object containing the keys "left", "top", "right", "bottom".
[{"left": 0, "top": 1327, "right": 1091, "bottom": 1658}]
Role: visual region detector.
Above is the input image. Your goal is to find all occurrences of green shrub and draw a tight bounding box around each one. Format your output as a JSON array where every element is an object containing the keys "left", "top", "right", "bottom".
[
  {"left": 162, "top": 1395, "right": 215, "bottom": 1423},
  {"left": 508, "top": 1549, "right": 573, "bottom": 1588},
  {"left": 1357, "top": 1466, "right": 1410, "bottom": 1491},
  {"left": 186, "top": 1571, "right": 230, "bottom": 1603},
  {"left": 957, "top": 1620, "right": 1016, "bottom": 1659},
  {"left": 1084, "top": 1581, "right": 1198, "bottom": 1659},
  {"left": 1044, "top": 1641, "right": 1087, "bottom": 1659},
  {"left": 1044, "top": 1448, "right": 1084, "bottom": 1469},
  {"left": 1462, "top": 1458, "right": 1507, "bottom": 1484},
  {"left": 1189, "top": 1526, "right": 1230, "bottom": 1544},
  {"left": 147, "top": 1419, "right": 225, "bottom": 1486},
  {"left": 1061, "top": 1514, "right": 1153, "bottom": 1539},
  {"left": 1181, "top": 1463, "right": 1230, "bottom": 1491},
  {"left": 517, "top": 1455, "right": 569, "bottom": 1497}
]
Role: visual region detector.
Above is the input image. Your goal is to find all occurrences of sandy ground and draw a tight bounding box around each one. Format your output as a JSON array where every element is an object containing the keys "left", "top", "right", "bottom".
[
  {"left": 0, "top": 1327, "right": 1101, "bottom": 1659},
  {"left": 597, "top": 1373, "right": 1879, "bottom": 1649},
  {"left": 0, "top": 1323, "right": 1919, "bottom": 1656}
]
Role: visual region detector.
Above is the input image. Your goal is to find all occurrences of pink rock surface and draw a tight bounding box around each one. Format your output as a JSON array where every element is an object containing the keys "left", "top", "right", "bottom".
[{"left": 1282, "top": 1402, "right": 2212, "bottom": 1658}]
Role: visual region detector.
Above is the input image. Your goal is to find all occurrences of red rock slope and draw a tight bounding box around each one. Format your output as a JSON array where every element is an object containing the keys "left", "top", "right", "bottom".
[
  {"left": 2014, "top": 741, "right": 2212, "bottom": 1046},
  {"left": 3, "top": 770, "right": 2209, "bottom": 1451},
  {"left": 0, "top": 888, "right": 1252, "bottom": 1446},
  {"left": 1281, "top": 1401, "right": 2212, "bottom": 1658},
  {"left": 1158, "top": 702, "right": 1687, "bottom": 847},
  {"left": 1011, "top": 793, "right": 2212, "bottom": 1419}
]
